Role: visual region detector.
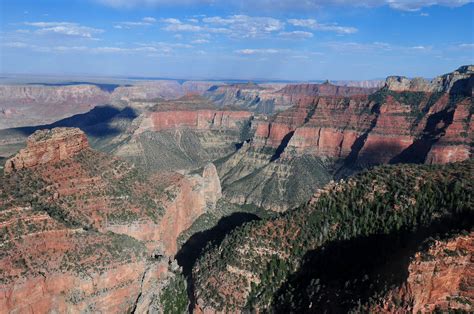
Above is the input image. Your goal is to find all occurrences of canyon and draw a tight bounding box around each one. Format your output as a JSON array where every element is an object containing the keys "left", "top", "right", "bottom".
[
  {"left": 0, "top": 65, "right": 472, "bottom": 313},
  {"left": 0, "top": 127, "right": 221, "bottom": 312},
  {"left": 0, "top": 80, "right": 218, "bottom": 130}
]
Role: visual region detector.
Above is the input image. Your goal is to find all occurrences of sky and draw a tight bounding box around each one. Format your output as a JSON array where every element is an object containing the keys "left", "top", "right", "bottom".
[{"left": 0, "top": 0, "right": 473, "bottom": 80}]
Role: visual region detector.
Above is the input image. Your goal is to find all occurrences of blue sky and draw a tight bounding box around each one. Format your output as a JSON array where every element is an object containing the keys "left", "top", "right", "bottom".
[{"left": 0, "top": 0, "right": 473, "bottom": 80}]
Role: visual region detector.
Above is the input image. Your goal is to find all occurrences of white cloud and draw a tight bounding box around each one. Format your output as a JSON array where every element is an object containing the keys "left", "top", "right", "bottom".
[
  {"left": 279, "top": 31, "right": 314, "bottom": 39},
  {"left": 384, "top": 0, "right": 471, "bottom": 11},
  {"left": 2, "top": 40, "right": 192, "bottom": 55},
  {"left": 24, "top": 22, "right": 103, "bottom": 39},
  {"left": 458, "top": 43, "right": 474, "bottom": 49},
  {"left": 161, "top": 18, "right": 228, "bottom": 33},
  {"left": 288, "top": 19, "right": 357, "bottom": 34},
  {"left": 235, "top": 48, "right": 280, "bottom": 55},
  {"left": 164, "top": 23, "right": 203, "bottom": 32},
  {"left": 96, "top": 0, "right": 211, "bottom": 8},
  {"left": 4, "top": 42, "right": 30, "bottom": 48},
  {"left": 191, "top": 39, "right": 210, "bottom": 44},
  {"left": 94, "top": 0, "right": 472, "bottom": 11},
  {"left": 325, "top": 41, "right": 436, "bottom": 54},
  {"left": 203, "top": 15, "right": 284, "bottom": 37},
  {"left": 162, "top": 15, "right": 284, "bottom": 38},
  {"left": 142, "top": 17, "right": 157, "bottom": 23},
  {"left": 325, "top": 41, "right": 393, "bottom": 52},
  {"left": 420, "top": 12, "right": 430, "bottom": 16},
  {"left": 115, "top": 17, "right": 157, "bottom": 28},
  {"left": 161, "top": 18, "right": 181, "bottom": 24},
  {"left": 411, "top": 45, "right": 431, "bottom": 50}
]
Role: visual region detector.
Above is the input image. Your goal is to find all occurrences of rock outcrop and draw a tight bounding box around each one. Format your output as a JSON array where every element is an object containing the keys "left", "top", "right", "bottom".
[
  {"left": 215, "top": 66, "right": 472, "bottom": 211},
  {"left": 205, "top": 82, "right": 376, "bottom": 113},
  {"left": 386, "top": 65, "right": 473, "bottom": 94},
  {"left": 0, "top": 205, "right": 167, "bottom": 313},
  {"left": 374, "top": 232, "right": 474, "bottom": 313},
  {"left": 0, "top": 127, "right": 221, "bottom": 312},
  {"left": 193, "top": 161, "right": 473, "bottom": 312},
  {"left": 0, "top": 81, "right": 220, "bottom": 130},
  {"left": 137, "top": 109, "right": 252, "bottom": 133},
  {"left": 115, "top": 96, "right": 254, "bottom": 172},
  {"left": 4, "top": 127, "right": 89, "bottom": 173}
]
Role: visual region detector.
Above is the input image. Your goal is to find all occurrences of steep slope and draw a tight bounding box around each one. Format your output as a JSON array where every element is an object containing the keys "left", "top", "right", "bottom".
[
  {"left": 0, "top": 80, "right": 219, "bottom": 130},
  {"left": 113, "top": 95, "right": 253, "bottom": 172},
  {"left": 216, "top": 66, "right": 473, "bottom": 211},
  {"left": 205, "top": 82, "right": 375, "bottom": 114},
  {"left": 193, "top": 160, "right": 473, "bottom": 312},
  {"left": 0, "top": 84, "right": 109, "bottom": 129},
  {"left": 0, "top": 127, "right": 221, "bottom": 312},
  {"left": 369, "top": 231, "right": 473, "bottom": 313}
]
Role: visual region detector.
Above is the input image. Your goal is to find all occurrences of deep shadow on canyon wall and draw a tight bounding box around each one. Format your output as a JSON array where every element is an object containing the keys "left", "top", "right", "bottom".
[
  {"left": 175, "top": 212, "right": 261, "bottom": 313},
  {"left": 271, "top": 211, "right": 473, "bottom": 313}
]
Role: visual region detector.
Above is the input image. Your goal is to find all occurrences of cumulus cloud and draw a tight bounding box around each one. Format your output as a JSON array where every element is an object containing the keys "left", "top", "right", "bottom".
[
  {"left": 161, "top": 17, "right": 229, "bottom": 33},
  {"left": 162, "top": 15, "right": 285, "bottom": 38},
  {"left": 288, "top": 19, "right": 357, "bottom": 34},
  {"left": 24, "top": 22, "right": 103, "bottom": 39},
  {"left": 203, "top": 15, "right": 284, "bottom": 37}
]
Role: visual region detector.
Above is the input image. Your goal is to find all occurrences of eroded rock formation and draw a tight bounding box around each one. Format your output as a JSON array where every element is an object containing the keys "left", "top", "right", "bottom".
[
  {"left": 0, "top": 127, "right": 221, "bottom": 312},
  {"left": 4, "top": 127, "right": 89, "bottom": 173},
  {"left": 374, "top": 232, "right": 474, "bottom": 313},
  {"left": 214, "top": 66, "right": 472, "bottom": 211}
]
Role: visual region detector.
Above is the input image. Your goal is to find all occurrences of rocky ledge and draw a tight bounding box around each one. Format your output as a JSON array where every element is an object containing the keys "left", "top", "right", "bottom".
[
  {"left": 4, "top": 127, "right": 89, "bottom": 173},
  {"left": 386, "top": 65, "right": 473, "bottom": 94}
]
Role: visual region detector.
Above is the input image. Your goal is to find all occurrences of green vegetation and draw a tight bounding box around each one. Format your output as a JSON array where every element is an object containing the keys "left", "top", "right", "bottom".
[
  {"left": 160, "top": 273, "right": 189, "bottom": 314},
  {"left": 193, "top": 160, "right": 473, "bottom": 311}
]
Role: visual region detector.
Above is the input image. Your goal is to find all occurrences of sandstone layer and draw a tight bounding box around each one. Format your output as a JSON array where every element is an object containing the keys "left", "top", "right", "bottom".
[
  {"left": 4, "top": 127, "right": 88, "bottom": 173},
  {"left": 0, "top": 127, "right": 221, "bottom": 312},
  {"left": 373, "top": 232, "right": 473, "bottom": 313},
  {"left": 215, "top": 66, "right": 472, "bottom": 211}
]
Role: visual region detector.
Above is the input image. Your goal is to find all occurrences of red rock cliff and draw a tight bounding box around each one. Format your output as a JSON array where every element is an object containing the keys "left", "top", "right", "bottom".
[
  {"left": 248, "top": 70, "right": 472, "bottom": 165},
  {"left": 137, "top": 109, "right": 252, "bottom": 133},
  {"left": 0, "top": 127, "right": 221, "bottom": 312},
  {"left": 4, "top": 127, "right": 89, "bottom": 173},
  {"left": 373, "top": 232, "right": 473, "bottom": 313}
]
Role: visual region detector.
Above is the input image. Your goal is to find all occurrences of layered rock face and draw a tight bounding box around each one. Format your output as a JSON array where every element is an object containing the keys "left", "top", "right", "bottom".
[
  {"left": 0, "top": 81, "right": 220, "bottom": 130},
  {"left": 0, "top": 84, "right": 109, "bottom": 129},
  {"left": 0, "top": 127, "right": 221, "bottom": 312},
  {"left": 374, "top": 232, "right": 473, "bottom": 313},
  {"left": 205, "top": 82, "right": 375, "bottom": 113},
  {"left": 216, "top": 66, "right": 472, "bottom": 211},
  {"left": 111, "top": 80, "right": 218, "bottom": 102},
  {"left": 0, "top": 206, "right": 165, "bottom": 313},
  {"left": 115, "top": 96, "right": 254, "bottom": 172},
  {"left": 138, "top": 109, "right": 252, "bottom": 133},
  {"left": 386, "top": 65, "right": 474, "bottom": 94},
  {"left": 4, "top": 127, "right": 88, "bottom": 173}
]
